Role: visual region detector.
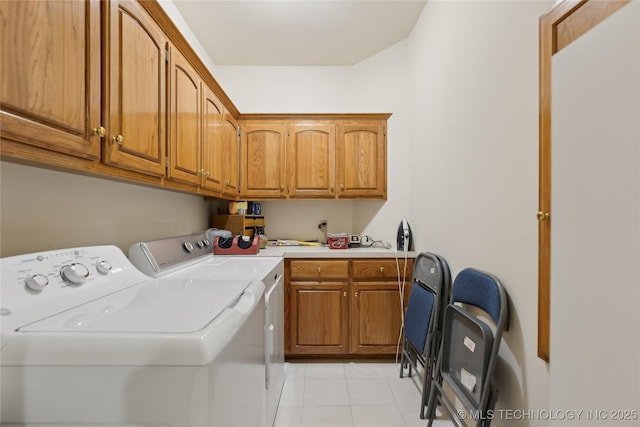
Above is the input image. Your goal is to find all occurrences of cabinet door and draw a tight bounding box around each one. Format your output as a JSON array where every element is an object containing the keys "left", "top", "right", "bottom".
[
  {"left": 289, "top": 282, "right": 349, "bottom": 354},
  {"left": 168, "top": 48, "right": 201, "bottom": 186},
  {"left": 240, "top": 122, "right": 287, "bottom": 198},
  {"left": 336, "top": 122, "right": 387, "bottom": 199},
  {"left": 105, "top": 0, "right": 166, "bottom": 176},
  {"left": 0, "top": 0, "right": 101, "bottom": 160},
  {"left": 222, "top": 113, "right": 240, "bottom": 196},
  {"left": 350, "top": 282, "right": 404, "bottom": 354},
  {"left": 286, "top": 123, "right": 336, "bottom": 198},
  {"left": 201, "top": 86, "right": 224, "bottom": 192}
]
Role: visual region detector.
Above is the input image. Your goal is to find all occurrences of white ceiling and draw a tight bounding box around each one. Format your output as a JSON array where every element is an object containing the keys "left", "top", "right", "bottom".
[{"left": 172, "top": 0, "right": 427, "bottom": 66}]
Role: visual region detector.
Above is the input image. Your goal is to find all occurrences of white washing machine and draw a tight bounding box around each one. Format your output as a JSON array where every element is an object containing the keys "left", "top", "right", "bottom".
[{"left": 1, "top": 232, "right": 284, "bottom": 427}]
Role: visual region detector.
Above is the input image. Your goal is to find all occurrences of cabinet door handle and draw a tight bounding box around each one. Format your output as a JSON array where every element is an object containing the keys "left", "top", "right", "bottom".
[
  {"left": 93, "top": 126, "right": 106, "bottom": 138},
  {"left": 112, "top": 135, "right": 124, "bottom": 145},
  {"left": 354, "top": 291, "right": 359, "bottom": 297},
  {"left": 379, "top": 267, "right": 385, "bottom": 273},
  {"left": 537, "top": 211, "right": 550, "bottom": 221},
  {"left": 343, "top": 291, "right": 348, "bottom": 297}
]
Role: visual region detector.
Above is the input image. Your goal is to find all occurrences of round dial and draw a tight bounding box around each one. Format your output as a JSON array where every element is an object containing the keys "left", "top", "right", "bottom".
[
  {"left": 96, "top": 260, "right": 112, "bottom": 275},
  {"left": 60, "top": 263, "right": 90, "bottom": 285},
  {"left": 183, "top": 242, "right": 194, "bottom": 253},
  {"left": 25, "top": 274, "right": 49, "bottom": 292}
]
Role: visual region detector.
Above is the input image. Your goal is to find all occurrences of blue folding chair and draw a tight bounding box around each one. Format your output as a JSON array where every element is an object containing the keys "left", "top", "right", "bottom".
[
  {"left": 399, "top": 252, "right": 451, "bottom": 419},
  {"left": 426, "top": 268, "right": 509, "bottom": 427}
]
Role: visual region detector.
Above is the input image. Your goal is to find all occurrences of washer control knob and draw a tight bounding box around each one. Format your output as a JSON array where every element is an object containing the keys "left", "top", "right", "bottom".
[
  {"left": 96, "top": 260, "right": 112, "bottom": 275},
  {"left": 25, "top": 274, "right": 49, "bottom": 292},
  {"left": 183, "top": 242, "right": 194, "bottom": 253},
  {"left": 203, "top": 239, "right": 210, "bottom": 247},
  {"left": 60, "top": 263, "right": 90, "bottom": 285},
  {"left": 196, "top": 240, "right": 205, "bottom": 248}
]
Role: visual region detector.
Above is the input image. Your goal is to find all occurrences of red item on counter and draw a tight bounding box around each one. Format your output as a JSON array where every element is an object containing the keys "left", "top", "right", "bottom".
[{"left": 327, "top": 234, "right": 348, "bottom": 249}]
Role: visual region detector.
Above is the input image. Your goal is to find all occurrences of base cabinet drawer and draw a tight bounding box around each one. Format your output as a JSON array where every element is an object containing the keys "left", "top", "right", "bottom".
[{"left": 289, "top": 260, "right": 350, "bottom": 280}]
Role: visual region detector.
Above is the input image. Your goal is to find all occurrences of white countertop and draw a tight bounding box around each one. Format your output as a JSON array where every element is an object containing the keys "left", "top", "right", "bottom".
[{"left": 251, "top": 245, "right": 416, "bottom": 259}]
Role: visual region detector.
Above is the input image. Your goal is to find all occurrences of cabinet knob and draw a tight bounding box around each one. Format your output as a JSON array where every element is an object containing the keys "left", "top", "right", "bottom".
[
  {"left": 354, "top": 291, "right": 359, "bottom": 297},
  {"left": 112, "top": 135, "right": 124, "bottom": 146},
  {"left": 340, "top": 184, "right": 345, "bottom": 191},
  {"left": 380, "top": 267, "right": 385, "bottom": 273},
  {"left": 343, "top": 291, "right": 347, "bottom": 297},
  {"left": 317, "top": 267, "right": 322, "bottom": 273},
  {"left": 330, "top": 185, "right": 334, "bottom": 192},
  {"left": 537, "top": 211, "right": 550, "bottom": 221},
  {"left": 280, "top": 184, "right": 285, "bottom": 191},
  {"left": 93, "top": 126, "right": 106, "bottom": 138}
]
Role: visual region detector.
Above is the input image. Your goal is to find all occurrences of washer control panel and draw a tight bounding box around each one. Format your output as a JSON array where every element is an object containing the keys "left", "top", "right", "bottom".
[{"left": 1, "top": 246, "right": 148, "bottom": 328}]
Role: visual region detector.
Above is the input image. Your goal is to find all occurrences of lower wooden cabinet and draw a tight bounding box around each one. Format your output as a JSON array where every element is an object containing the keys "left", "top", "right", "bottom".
[
  {"left": 289, "top": 282, "right": 350, "bottom": 355},
  {"left": 350, "top": 282, "right": 404, "bottom": 354},
  {"left": 286, "top": 257, "right": 413, "bottom": 357}
]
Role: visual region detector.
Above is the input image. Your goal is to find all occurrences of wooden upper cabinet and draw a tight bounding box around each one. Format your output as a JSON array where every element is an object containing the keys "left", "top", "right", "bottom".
[
  {"left": 336, "top": 122, "right": 387, "bottom": 199},
  {"left": 168, "top": 47, "right": 201, "bottom": 186},
  {"left": 202, "top": 85, "right": 224, "bottom": 192},
  {"left": 239, "top": 116, "right": 389, "bottom": 200},
  {"left": 104, "top": 0, "right": 166, "bottom": 177},
  {"left": 240, "top": 122, "right": 287, "bottom": 198},
  {"left": 0, "top": 0, "right": 101, "bottom": 160},
  {"left": 286, "top": 123, "right": 336, "bottom": 198},
  {"left": 1, "top": 1, "right": 389, "bottom": 201},
  {"left": 222, "top": 113, "right": 240, "bottom": 196}
]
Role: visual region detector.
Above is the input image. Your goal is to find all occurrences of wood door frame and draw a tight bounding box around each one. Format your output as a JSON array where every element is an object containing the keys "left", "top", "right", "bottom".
[{"left": 537, "top": 0, "right": 630, "bottom": 361}]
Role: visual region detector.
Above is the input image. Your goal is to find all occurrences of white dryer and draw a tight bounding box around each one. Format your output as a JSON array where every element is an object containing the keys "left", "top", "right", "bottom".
[{"left": 130, "top": 234, "right": 285, "bottom": 427}]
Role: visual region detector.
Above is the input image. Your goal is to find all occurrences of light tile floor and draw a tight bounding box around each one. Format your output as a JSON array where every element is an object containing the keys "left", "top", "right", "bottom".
[{"left": 274, "top": 361, "right": 451, "bottom": 427}]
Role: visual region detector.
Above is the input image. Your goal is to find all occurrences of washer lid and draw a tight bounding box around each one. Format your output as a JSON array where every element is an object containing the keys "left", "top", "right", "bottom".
[{"left": 17, "top": 278, "right": 253, "bottom": 334}]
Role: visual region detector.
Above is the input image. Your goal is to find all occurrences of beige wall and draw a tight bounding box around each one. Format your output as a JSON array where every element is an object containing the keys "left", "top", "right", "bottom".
[
  {"left": 550, "top": 2, "right": 639, "bottom": 421},
  {"left": 408, "top": 1, "right": 553, "bottom": 424},
  {"left": 0, "top": 162, "right": 211, "bottom": 256}
]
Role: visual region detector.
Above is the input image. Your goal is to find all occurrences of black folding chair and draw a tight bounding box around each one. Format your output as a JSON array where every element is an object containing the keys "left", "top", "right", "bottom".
[
  {"left": 425, "top": 268, "right": 509, "bottom": 427},
  {"left": 399, "top": 252, "right": 451, "bottom": 419}
]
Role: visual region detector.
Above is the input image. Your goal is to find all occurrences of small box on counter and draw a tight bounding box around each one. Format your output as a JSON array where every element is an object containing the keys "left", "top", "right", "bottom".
[
  {"left": 327, "top": 233, "right": 349, "bottom": 249},
  {"left": 228, "top": 201, "right": 248, "bottom": 215},
  {"left": 228, "top": 200, "right": 261, "bottom": 215}
]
